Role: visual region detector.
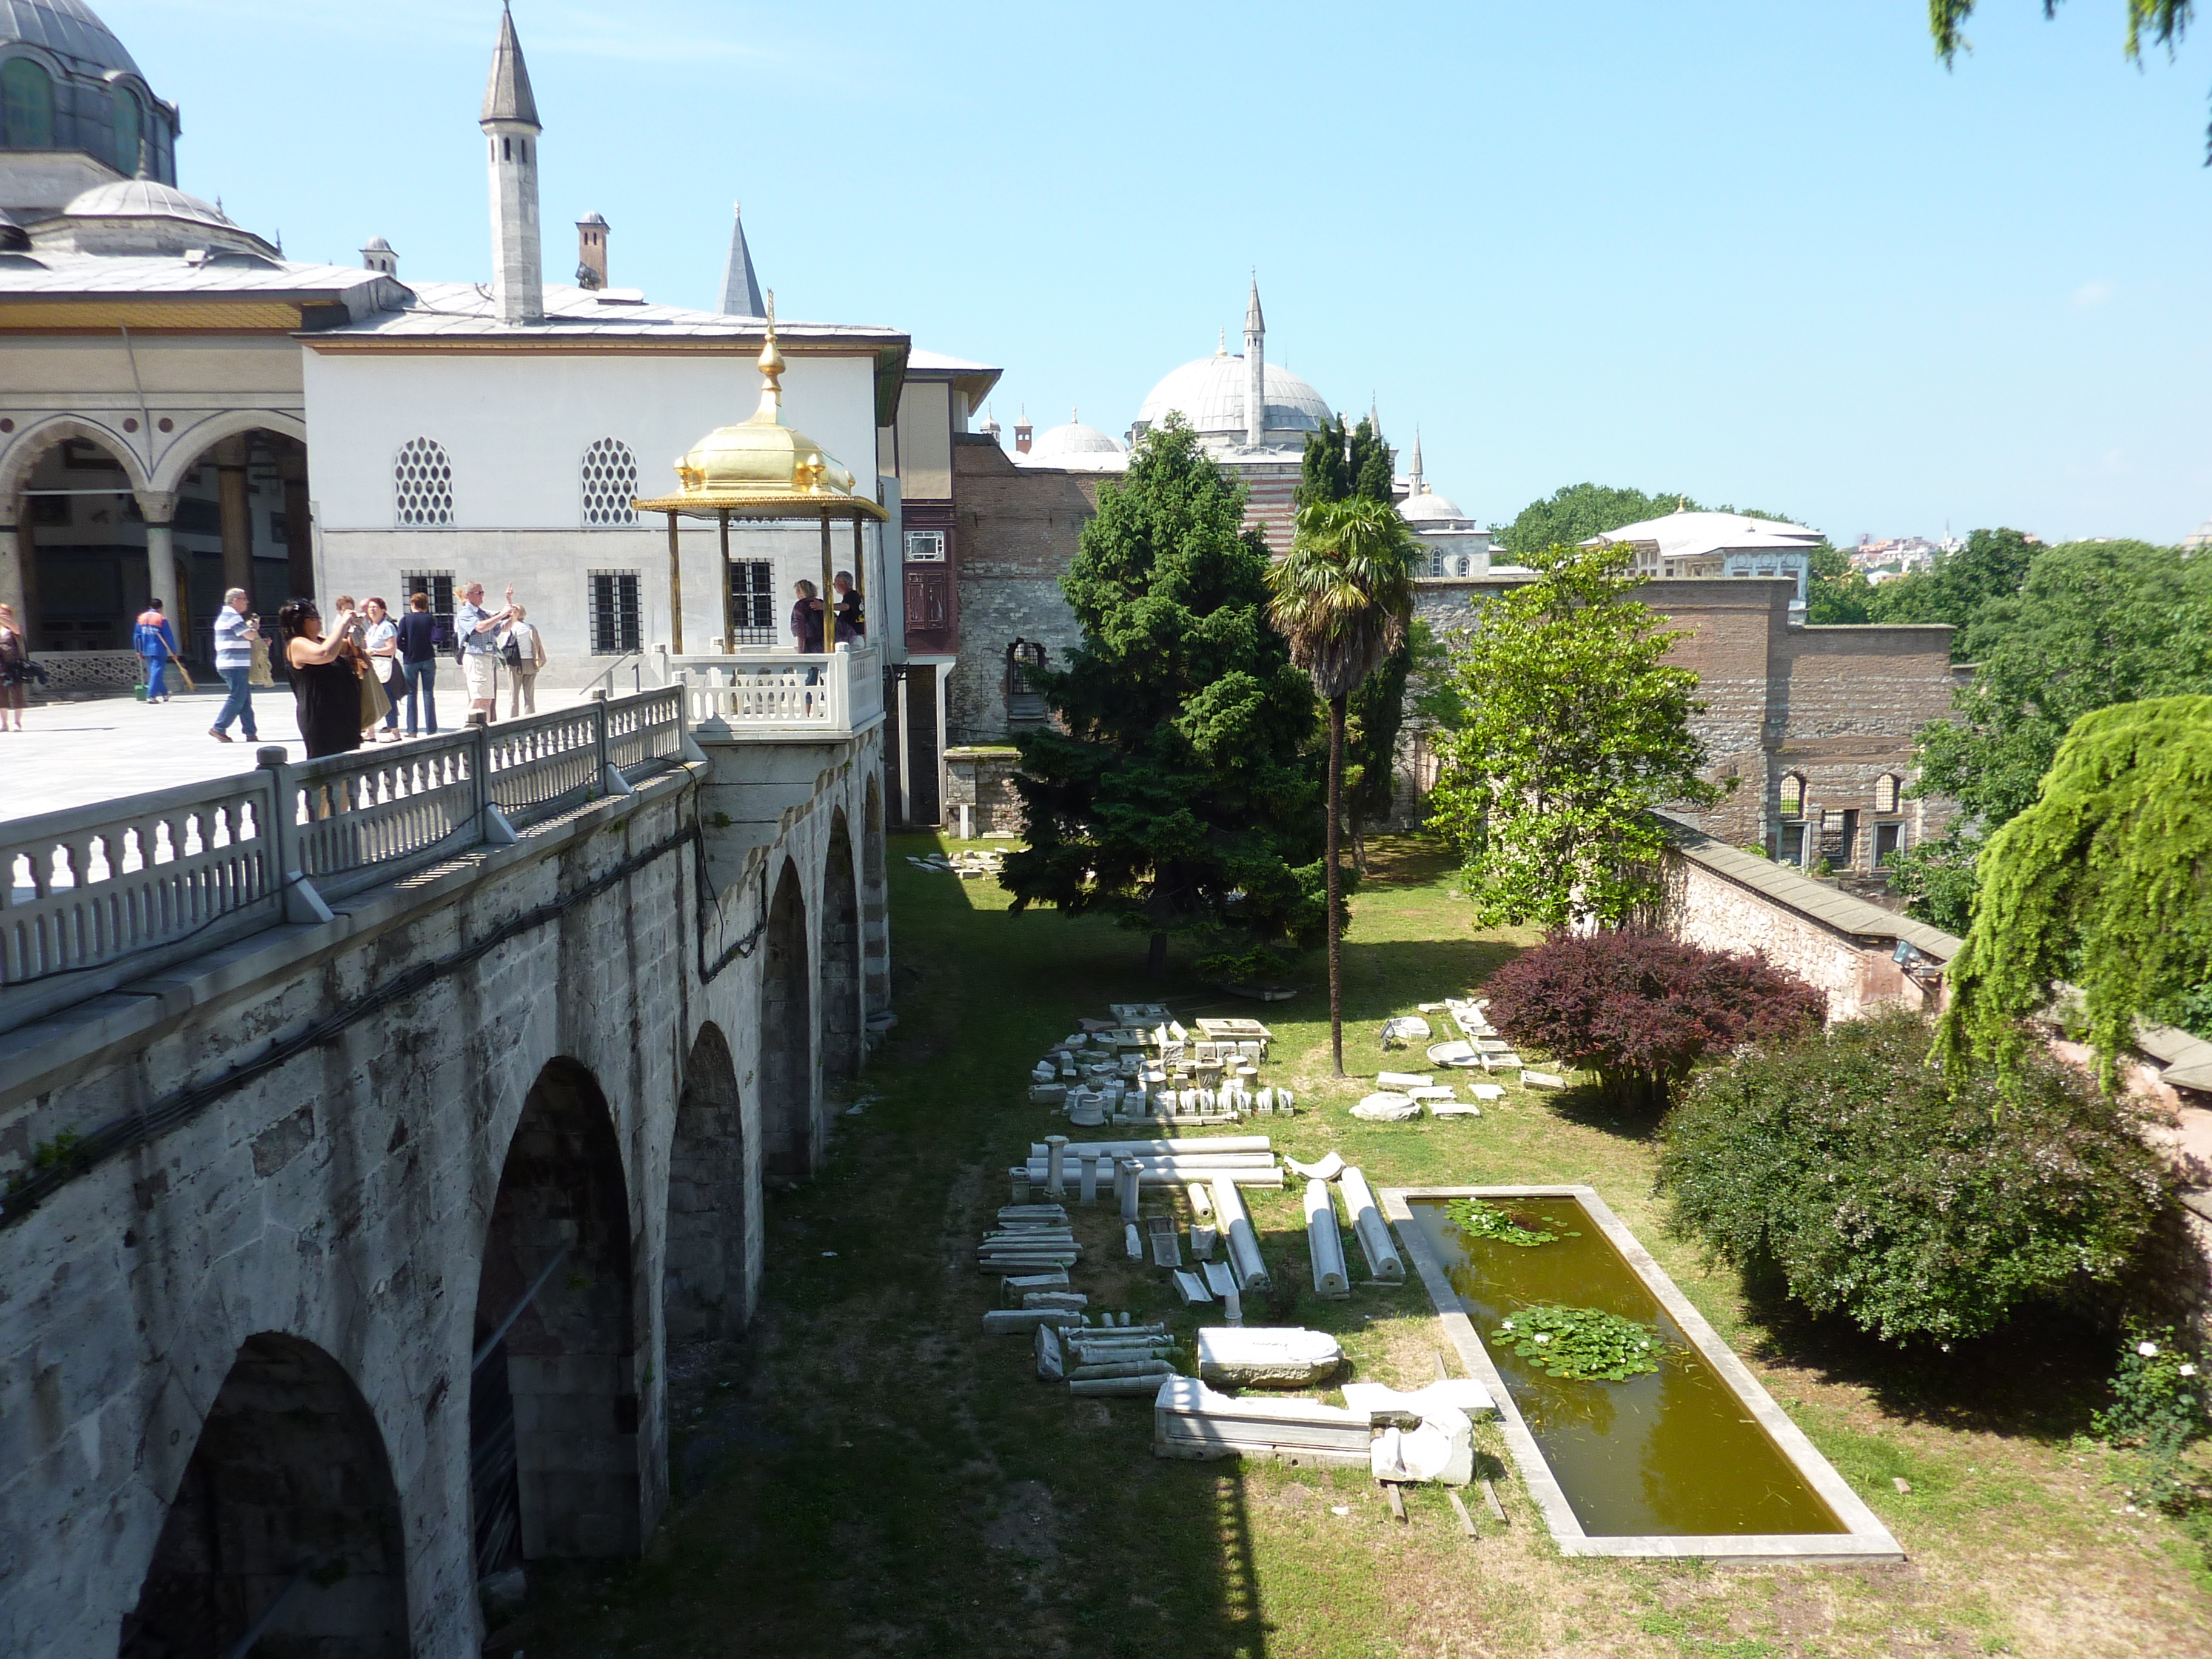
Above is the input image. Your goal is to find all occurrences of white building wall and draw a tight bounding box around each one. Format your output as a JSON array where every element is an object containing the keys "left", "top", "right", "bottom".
[{"left": 303, "top": 349, "right": 885, "bottom": 684}]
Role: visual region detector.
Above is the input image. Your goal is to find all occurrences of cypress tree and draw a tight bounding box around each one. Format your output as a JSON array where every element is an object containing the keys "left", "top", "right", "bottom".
[{"left": 1004, "top": 416, "right": 1328, "bottom": 977}]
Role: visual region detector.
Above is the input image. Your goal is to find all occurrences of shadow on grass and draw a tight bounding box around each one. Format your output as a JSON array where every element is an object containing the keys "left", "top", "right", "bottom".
[
  {"left": 1735, "top": 1267, "right": 2111, "bottom": 1444},
  {"left": 1532, "top": 1080, "right": 1667, "bottom": 1145}
]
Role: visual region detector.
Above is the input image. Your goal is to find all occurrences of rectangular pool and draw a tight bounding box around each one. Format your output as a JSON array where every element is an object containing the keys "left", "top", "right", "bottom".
[{"left": 1382, "top": 1185, "right": 1903, "bottom": 1562}]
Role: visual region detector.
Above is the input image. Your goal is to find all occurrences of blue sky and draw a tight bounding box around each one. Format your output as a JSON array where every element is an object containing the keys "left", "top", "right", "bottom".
[{"left": 102, "top": 1, "right": 2212, "bottom": 543}]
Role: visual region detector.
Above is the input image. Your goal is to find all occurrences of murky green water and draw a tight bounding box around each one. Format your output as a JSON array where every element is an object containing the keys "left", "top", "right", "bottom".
[{"left": 1407, "top": 1196, "right": 1844, "bottom": 1537}]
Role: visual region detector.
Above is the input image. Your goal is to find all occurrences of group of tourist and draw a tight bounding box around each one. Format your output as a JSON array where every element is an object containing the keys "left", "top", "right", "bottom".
[{"left": 789, "top": 571, "right": 865, "bottom": 653}]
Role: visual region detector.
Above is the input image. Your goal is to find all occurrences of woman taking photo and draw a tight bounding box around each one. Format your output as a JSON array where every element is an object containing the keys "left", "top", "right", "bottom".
[{"left": 278, "top": 598, "right": 364, "bottom": 759}]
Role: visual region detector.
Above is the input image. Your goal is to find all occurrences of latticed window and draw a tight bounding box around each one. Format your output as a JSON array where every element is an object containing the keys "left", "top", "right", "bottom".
[
  {"left": 1778, "top": 773, "right": 1805, "bottom": 819},
  {"left": 580, "top": 438, "right": 638, "bottom": 527},
  {"left": 393, "top": 437, "right": 453, "bottom": 526},
  {"left": 1875, "top": 774, "right": 1902, "bottom": 814},
  {"left": 728, "top": 560, "right": 776, "bottom": 645},
  {"left": 402, "top": 571, "right": 454, "bottom": 646},
  {"left": 590, "top": 572, "right": 642, "bottom": 654}
]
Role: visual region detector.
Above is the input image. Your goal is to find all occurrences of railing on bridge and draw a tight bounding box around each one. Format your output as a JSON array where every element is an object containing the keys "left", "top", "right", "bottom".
[
  {"left": 657, "top": 644, "right": 884, "bottom": 739},
  {"left": 0, "top": 688, "right": 688, "bottom": 1036}
]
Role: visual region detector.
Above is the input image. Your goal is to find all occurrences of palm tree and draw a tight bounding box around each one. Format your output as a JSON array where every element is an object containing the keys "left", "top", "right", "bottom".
[{"left": 1267, "top": 496, "right": 1416, "bottom": 1076}]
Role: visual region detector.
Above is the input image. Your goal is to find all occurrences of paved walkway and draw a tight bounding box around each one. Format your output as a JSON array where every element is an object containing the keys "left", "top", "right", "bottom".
[{"left": 2, "top": 683, "right": 599, "bottom": 823}]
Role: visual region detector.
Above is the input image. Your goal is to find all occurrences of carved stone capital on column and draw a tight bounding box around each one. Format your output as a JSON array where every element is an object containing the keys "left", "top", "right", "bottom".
[{"left": 134, "top": 489, "right": 178, "bottom": 527}]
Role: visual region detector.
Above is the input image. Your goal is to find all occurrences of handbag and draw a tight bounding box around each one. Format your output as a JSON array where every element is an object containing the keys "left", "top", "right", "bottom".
[
  {"left": 249, "top": 637, "right": 274, "bottom": 688},
  {"left": 359, "top": 662, "right": 390, "bottom": 728}
]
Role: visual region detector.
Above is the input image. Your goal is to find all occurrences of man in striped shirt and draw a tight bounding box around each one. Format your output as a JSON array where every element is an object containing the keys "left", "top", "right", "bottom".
[{"left": 209, "top": 588, "right": 261, "bottom": 743}]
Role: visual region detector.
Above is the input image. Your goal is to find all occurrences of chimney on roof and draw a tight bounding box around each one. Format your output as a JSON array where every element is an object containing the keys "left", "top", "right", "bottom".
[
  {"left": 575, "top": 212, "right": 608, "bottom": 290},
  {"left": 361, "top": 236, "right": 398, "bottom": 277},
  {"left": 1014, "top": 407, "right": 1033, "bottom": 455}
]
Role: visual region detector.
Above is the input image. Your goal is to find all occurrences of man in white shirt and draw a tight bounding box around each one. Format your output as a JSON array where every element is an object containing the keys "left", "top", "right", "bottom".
[
  {"left": 209, "top": 588, "right": 260, "bottom": 743},
  {"left": 454, "top": 580, "right": 515, "bottom": 721}
]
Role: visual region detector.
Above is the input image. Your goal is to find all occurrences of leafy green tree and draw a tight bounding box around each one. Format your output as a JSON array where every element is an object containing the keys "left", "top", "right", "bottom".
[
  {"left": 1805, "top": 544, "right": 1873, "bottom": 624},
  {"left": 1266, "top": 495, "right": 1416, "bottom": 1073},
  {"left": 1939, "top": 695, "right": 2212, "bottom": 1093},
  {"left": 1296, "top": 414, "right": 1392, "bottom": 509},
  {"left": 1004, "top": 417, "right": 1327, "bottom": 976},
  {"left": 1661, "top": 1009, "right": 2168, "bottom": 1346},
  {"left": 1932, "top": 3, "right": 2206, "bottom": 159},
  {"left": 1861, "top": 528, "right": 2039, "bottom": 651},
  {"left": 1427, "top": 540, "right": 1724, "bottom": 928},
  {"left": 1891, "top": 538, "right": 2212, "bottom": 931},
  {"left": 1500, "top": 483, "right": 1692, "bottom": 560}
]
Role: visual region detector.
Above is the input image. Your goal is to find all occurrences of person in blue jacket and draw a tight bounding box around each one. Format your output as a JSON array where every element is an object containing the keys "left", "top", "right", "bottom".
[{"left": 134, "top": 598, "right": 180, "bottom": 703}]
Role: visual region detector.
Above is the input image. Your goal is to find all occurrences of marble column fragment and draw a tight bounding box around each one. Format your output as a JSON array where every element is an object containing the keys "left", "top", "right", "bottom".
[
  {"left": 1078, "top": 1147, "right": 1101, "bottom": 1204},
  {"left": 1119, "top": 1158, "right": 1142, "bottom": 1221},
  {"left": 1336, "top": 1165, "right": 1405, "bottom": 1283},
  {"left": 1304, "top": 1179, "right": 1350, "bottom": 1299},
  {"left": 1045, "top": 1134, "right": 1069, "bottom": 1197},
  {"left": 1210, "top": 1176, "right": 1270, "bottom": 1292}
]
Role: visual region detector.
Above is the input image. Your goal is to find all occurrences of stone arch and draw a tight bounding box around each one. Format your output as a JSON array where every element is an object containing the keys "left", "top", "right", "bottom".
[
  {"left": 759, "top": 857, "right": 814, "bottom": 1186},
  {"left": 0, "top": 412, "right": 151, "bottom": 502},
  {"left": 821, "top": 809, "right": 863, "bottom": 1082},
  {"left": 118, "top": 1332, "right": 408, "bottom": 1659},
  {"left": 862, "top": 773, "right": 889, "bottom": 1020},
  {"left": 664, "top": 1021, "right": 749, "bottom": 1342},
  {"left": 147, "top": 407, "right": 310, "bottom": 495},
  {"left": 471, "top": 1059, "right": 640, "bottom": 1573}
]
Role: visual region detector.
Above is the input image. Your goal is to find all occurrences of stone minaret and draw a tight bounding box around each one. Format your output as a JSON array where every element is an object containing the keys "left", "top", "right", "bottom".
[
  {"left": 480, "top": 3, "right": 543, "bottom": 325},
  {"left": 1243, "top": 276, "right": 1265, "bottom": 447},
  {"left": 1408, "top": 427, "right": 1425, "bottom": 497}
]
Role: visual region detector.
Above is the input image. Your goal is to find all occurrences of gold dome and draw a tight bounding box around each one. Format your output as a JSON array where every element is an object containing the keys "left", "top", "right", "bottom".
[{"left": 634, "top": 293, "right": 885, "bottom": 520}]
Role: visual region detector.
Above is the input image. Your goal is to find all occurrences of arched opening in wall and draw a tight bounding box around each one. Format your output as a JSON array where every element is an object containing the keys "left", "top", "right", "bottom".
[
  {"left": 822, "top": 811, "right": 863, "bottom": 1083},
  {"left": 471, "top": 1059, "right": 639, "bottom": 1578},
  {"left": 862, "top": 775, "right": 889, "bottom": 1022},
  {"left": 758, "top": 859, "right": 814, "bottom": 1187},
  {"left": 665, "top": 1022, "right": 748, "bottom": 1343},
  {"left": 118, "top": 1333, "right": 407, "bottom": 1659}
]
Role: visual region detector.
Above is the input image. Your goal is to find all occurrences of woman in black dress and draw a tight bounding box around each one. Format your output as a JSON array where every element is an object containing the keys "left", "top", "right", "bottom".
[{"left": 278, "top": 598, "right": 364, "bottom": 759}]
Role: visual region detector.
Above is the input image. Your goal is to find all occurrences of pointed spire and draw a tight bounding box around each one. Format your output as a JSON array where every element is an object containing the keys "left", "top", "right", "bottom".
[
  {"left": 720, "top": 199, "right": 766, "bottom": 317},
  {"left": 1243, "top": 273, "right": 1265, "bottom": 447},
  {"left": 481, "top": 2, "right": 541, "bottom": 130},
  {"left": 1216, "top": 326, "right": 1227, "bottom": 357},
  {"left": 1245, "top": 273, "right": 1264, "bottom": 338},
  {"left": 1409, "top": 427, "right": 1425, "bottom": 496},
  {"left": 1368, "top": 392, "right": 1380, "bottom": 437}
]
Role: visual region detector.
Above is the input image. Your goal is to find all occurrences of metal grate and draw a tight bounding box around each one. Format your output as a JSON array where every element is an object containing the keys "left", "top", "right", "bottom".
[
  {"left": 393, "top": 437, "right": 454, "bottom": 526},
  {"left": 728, "top": 559, "right": 776, "bottom": 644},
  {"left": 580, "top": 437, "right": 638, "bottom": 528},
  {"left": 590, "top": 571, "right": 641, "bottom": 655}
]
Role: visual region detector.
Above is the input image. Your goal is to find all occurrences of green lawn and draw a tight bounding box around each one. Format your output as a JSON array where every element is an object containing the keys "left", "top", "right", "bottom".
[{"left": 507, "top": 834, "right": 2212, "bottom": 1658}]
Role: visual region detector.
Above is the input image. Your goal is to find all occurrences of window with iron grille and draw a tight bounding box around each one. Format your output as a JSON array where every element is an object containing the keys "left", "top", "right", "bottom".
[
  {"left": 728, "top": 559, "right": 776, "bottom": 645},
  {"left": 401, "top": 570, "right": 455, "bottom": 648},
  {"left": 590, "top": 571, "right": 642, "bottom": 654},
  {"left": 580, "top": 437, "right": 639, "bottom": 527},
  {"left": 394, "top": 437, "right": 454, "bottom": 526}
]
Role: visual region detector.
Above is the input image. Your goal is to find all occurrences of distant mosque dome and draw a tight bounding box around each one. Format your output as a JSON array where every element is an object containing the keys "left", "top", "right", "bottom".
[
  {"left": 1398, "top": 488, "right": 1466, "bottom": 525},
  {"left": 0, "top": 1, "right": 181, "bottom": 203},
  {"left": 1022, "top": 411, "right": 1127, "bottom": 472},
  {"left": 1132, "top": 347, "right": 1331, "bottom": 441}
]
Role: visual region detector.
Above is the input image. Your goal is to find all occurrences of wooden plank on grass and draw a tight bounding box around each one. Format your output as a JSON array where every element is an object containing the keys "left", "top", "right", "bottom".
[
  {"left": 1481, "top": 1478, "right": 1506, "bottom": 1523},
  {"left": 1383, "top": 1483, "right": 1407, "bottom": 1524},
  {"left": 1447, "top": 1490, "right": 1477, "bottom": 1537}
]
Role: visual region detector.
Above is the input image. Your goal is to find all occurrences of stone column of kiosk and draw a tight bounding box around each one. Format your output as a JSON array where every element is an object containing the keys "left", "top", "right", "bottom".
[
  {"left": 1304, "top": 1179, "right": 1351, "bottom": 1299},
  {"left": 1210, "top": 1174, "right": 1270, "bottom": 1292}
]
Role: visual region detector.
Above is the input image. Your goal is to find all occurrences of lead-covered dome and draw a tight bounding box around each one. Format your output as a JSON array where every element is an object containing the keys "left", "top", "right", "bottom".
[
  {"left": 1022, "top": 415, "right": 1127, "bottom": 472},
  {"left": 1133, "top": 349, "right": 1331, "bottom": 440},
  {"left": 1399, "top": 489, "right": 1467, "bottom": 524},
  {"left": 61, "top": 176, "right": 223, "bottom": 226},
  {"left": 35, "top": 175, "right": 274, "bottom": 256},
  {"left": 0, "top": 0, "right": 139, "bottom": 78}
]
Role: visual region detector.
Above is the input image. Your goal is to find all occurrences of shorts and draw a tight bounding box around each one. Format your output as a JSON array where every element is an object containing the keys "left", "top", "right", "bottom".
[{"left": 463, "top": 651, "right": 498, "bottom": 701}]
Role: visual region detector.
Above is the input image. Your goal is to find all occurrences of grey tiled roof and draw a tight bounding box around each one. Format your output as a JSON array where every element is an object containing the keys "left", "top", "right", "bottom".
[
  {"left": 320, "top": 281, "right": 903, "bottom": 344},
  {"left": 1660, "top": 812, "right": 1962, "bottom": 959},
  {"left": 0, "top": 252, "right": 399, "bottom": 300}
]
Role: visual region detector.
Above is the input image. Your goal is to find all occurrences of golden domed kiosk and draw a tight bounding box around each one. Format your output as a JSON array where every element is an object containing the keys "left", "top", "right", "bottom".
[{"left": 632, "top": 293, "right": 886, "bottom": 653}]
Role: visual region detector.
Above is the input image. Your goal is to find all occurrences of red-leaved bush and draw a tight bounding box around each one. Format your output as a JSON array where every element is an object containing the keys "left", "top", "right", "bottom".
[{"left": 1484, "top": 930, "right": 1826, "bottom": 1110}]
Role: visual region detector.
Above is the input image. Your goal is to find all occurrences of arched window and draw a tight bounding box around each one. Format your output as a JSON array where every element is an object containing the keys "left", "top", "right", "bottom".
[
  {"left": 1778, "top": 773, "right": 1805, "bottom": 819},
  {"left": 580, "top": 438, "right": 638, "bottom": 527},
  {"left": 392, "top": 437, "right": 453, "bottom": 526},
  {"left": 112, "top": 84, "right": 141, "bottom": 173},
  {"left": 1455, "top": 555, "right": 1471, "bottom": 577},
  {"left": 1, "top": 58, "right": 55, "bottom": 149},
  {"left": 1875, "top": 773, "right": 1902, "bottom": 814},
  {"left": 1428, "top": 551, "right": 1443, "bottom": 578}
]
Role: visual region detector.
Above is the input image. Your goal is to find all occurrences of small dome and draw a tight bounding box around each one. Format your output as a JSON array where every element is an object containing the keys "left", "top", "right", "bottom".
[
  {"left": 363, "top": 234, "right": 393, "bottom": 252},
  {"left": 1399, "top": 489, "right": 1465, "bottom": 523},
  {"left": 61, "top": 178, "right": 231, "bottom": 228},
  {"left": 1030, "top": 420, "right": 1125, "bottom": 459},
  {"left": 0, "top": 0, "right": 142, "bottom": 81},
  {"left": 1134, "top": 350, "right": 1331, "bottom": 440}
]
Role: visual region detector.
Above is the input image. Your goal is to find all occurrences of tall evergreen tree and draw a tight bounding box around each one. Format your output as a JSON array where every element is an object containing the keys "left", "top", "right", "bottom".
[{"left": 1003, "top": 417, "right": 1328, "bottom": 976}]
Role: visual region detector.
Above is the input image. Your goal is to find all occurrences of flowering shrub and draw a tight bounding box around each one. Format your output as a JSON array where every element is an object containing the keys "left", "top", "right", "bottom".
[
  {"left": 1658, "top": 1010, "right": 2170, "bottom": 1344},
  {"left": 1484, "top": 928, "right": 1825, "bottom": 1110},
  {"left": 1490, "top": 1305, "right": 1664, "bottom": 1381},
  {"left": 2095, "top": 1322, "right": 2211, "bottom": 1508}
]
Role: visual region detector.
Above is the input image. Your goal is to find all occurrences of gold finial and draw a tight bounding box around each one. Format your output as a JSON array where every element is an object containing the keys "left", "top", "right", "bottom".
[{"left": 755, "top": 288, "right": 785, "bottom": 421}]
